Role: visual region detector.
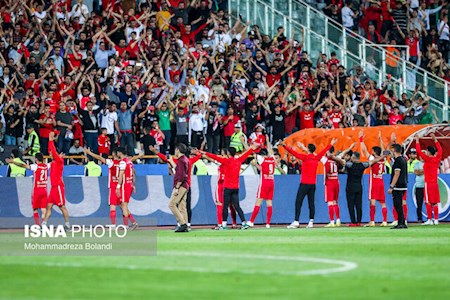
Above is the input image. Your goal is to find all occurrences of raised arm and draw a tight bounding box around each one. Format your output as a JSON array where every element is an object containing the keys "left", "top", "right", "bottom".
[
  {"left": 316, "top": 139, "right": 336, "bottom": 160},
  {"left": 84, "top": 147, "right": 106, "bottom": 164},
  {"left": 414, "top": 135, "right": 427, "bottom": 161},
  {"left": 238, "top": 146, "right": 257, "bottom": 163},
  {"left": 281, "top": 141, "right": 307, "bottom": 161},
  {"left": 358, "top": 131, "right": 371, "bottom": 158},
  {"left": 202, "top": 151, "right": 227, "bottom": 164}
]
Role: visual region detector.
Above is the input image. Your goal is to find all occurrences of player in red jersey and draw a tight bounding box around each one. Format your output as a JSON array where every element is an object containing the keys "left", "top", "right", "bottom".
[
  {"left": 248, "top": 137, "right": 275, "bottom": 228},
  {"left": 360, "top": 132, "right": 389, "bottom": 227},
  {"left": 415, "top": 134, "right": 442, "bottom": 225},
  {"left": 320, "top": 145, "right": 347, "bottom": 227},
  {"left": 85, "top": 148, "right": 143, "bottom": 227},
  {"left": 282, "top": 138, "right": 337, "bottom": 228},
  {"left": 116, "top": 147, "right": 139, "bottom": 230},
  {"left": 202, "top": 144, "right": 258, "bottom": 230},
  {"left": 42, "top": 132, "right": 70, "bottom": 230},
  {"left": 197, "top": 149, "right": 238, "bottom": 229},
  {"left": 6, "top": 152, "right": 49, "bottom": 225}
]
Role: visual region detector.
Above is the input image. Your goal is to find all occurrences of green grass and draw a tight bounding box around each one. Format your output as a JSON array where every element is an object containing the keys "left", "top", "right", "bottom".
[{"left": 1, "top": 225, "right": 450, "bottom": 299}]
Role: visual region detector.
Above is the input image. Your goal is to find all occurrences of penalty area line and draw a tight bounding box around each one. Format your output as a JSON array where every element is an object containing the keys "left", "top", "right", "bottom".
[{"left": 0, "top": 252, "right": 358, "bottom": 276}]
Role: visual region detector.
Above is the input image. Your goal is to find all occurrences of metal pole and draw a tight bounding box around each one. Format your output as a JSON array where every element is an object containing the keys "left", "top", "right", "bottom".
[
  {"left": 265, "top": 5, "right": 269, "bottom": 34},
  {"left": 445, "top": 81, "right": 449, "bottom": 122},
  {"left": 246, "top": 0, "right": 250, "bottom": 22}
]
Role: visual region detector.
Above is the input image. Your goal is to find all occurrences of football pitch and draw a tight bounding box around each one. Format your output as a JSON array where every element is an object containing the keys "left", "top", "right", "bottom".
[{"left": 1, "top": 225, "right": 450, "bottom": 299}]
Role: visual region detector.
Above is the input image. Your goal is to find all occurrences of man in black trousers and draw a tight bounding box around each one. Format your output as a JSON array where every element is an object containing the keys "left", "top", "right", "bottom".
[
  {"left": 388, "top": 144, "right": 408, "bottom": 229},
  {"left": 345, "top": 152, "right": 369, "bottom": 227},
  {"left": 343, "top": 152, "right": 386, "bottom": 226}
]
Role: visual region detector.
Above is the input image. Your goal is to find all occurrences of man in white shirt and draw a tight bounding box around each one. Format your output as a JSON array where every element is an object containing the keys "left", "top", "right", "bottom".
[
  {"left": 70, "top": 0, "right": 90, "bottom": 25},
  {"left": 188, "top": 103, "right": 206, "bottom": 148},
  {"left": 213, "top": 24, "right": 232, "bottom": 53},
  {"left": 101, "top": 103, "right": 120, "bottom": 150},
  {"left": 341, "top": 0, "right": 357, "bottom": 31},
  {"left": 418, "top": 1, "right": 443, "bottom": 31}
]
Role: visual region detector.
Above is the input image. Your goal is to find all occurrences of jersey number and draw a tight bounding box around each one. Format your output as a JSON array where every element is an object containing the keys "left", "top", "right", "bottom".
[
  {"left": 330, "top": 163, "right": 338, "bottom": 174},
  {"left": 269, "top": 164, "right": 274, "bottom": 174},
  {"left": 39, "top": 171, "right": 47, "bottom": 182}
]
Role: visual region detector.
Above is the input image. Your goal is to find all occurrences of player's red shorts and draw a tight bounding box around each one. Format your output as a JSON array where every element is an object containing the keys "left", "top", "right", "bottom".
[
  {"left": 48, "top": 185, "right": 66, "bottom": 207},
  {"left": 257, "top": 180, "right": 274, "bottom": 200},
  {"left": 215, "top": 181, "right": 224, "bottom": 204},
  {"left": 120, "top": 185, "right": 133, "bottom": 203},
  {"left": 325, "top": 181, "right": 339, "bottom": 202},
  {"left": 425, "top": 182, "right": 440, "bottom": 204},
  {"left": 369, "top": 180, "right": 386, "bottom": 202},
  {"left": 32, "top": 188, "right": 48, "bottom": 209},
  {"left": 109, "top": 184, "right": 121, "bottom": 206}
]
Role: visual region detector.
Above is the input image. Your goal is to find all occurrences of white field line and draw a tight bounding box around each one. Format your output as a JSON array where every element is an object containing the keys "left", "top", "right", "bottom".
[{"left": 0, "top": 252, "right": 358, "bottom": 276}]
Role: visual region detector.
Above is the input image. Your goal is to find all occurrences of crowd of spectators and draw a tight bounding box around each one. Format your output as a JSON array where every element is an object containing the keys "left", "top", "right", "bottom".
[
  {"left": 0, "top": 0, "right": 442, "bottom": 166},
  {"left": 320, "top": 0, "right": 450, "bottom": 79}
]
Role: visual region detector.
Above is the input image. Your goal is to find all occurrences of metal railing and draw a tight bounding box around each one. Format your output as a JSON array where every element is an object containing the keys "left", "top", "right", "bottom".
[{"left": 228, "top": 0, "right": 450, "bottom": 121}]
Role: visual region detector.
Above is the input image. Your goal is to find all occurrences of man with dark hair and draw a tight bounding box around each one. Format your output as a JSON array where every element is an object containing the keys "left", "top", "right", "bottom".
[
  {"left": 415, "top": 134, "right": 442, "bottom": 225},
  {"left": 282, "top": 138, "right": 337, "bottom": 228},
  {"left": 42, "top": 132, "right": 71, "bottom": 231},
  {"left": 345, "top": 150, "right": 387, "bottom": 227},
  {"left": 345, "top": 152, "right": 368, "bottom": 226},
  {"left": 388, "top": 143, "right": 408, "bottom": 229},
  {"left": 202, "top": 144, "right": 258, "bottom": 229},
  {"left": 6, "top": 152, "right": 48, "bottom": 225},
  {"left": 116, "top": 147, "right": 139, "bottom": 230},
  {"left": 248, "top": 137, "right": 276, "bottom": 228},
  {"left": 360, "top": 131, "right": 390, "bottom": 227},
  {"left": 168, "top": 143, "right": 190, "bottom": 232}
]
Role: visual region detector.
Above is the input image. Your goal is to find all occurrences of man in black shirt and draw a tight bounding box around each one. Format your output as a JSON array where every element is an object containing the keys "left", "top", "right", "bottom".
[
  {"left": 344, "top": 152, "right": 385, "bottom": 226},
  {"left": 141, "top": 127, "right": 157, "bottom": 164},
  {"left": 388, "top": 144, "right": 408, "bottom": 229}
]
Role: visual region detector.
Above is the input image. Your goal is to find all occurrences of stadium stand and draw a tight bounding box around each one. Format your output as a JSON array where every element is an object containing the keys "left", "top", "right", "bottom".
[{"left": 0, "top": 0, "right": 446, "bottom": 169}]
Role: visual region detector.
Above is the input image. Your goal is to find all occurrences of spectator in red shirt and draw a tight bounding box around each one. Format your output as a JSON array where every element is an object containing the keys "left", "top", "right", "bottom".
[
  {"left": 36, "top": 104, "right": 56, "bottom": 155},
  {"left": 222, "top": 107, "right": 240, "bottom": 149},
  {"left": 98, "top": 128, "right": 111, "bottom": 158}
]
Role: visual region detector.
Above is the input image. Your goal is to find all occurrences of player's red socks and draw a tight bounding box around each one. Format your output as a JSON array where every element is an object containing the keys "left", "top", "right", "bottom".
[
  {"left": 123, "top": 215, "right": 129, "bottom": 226},
  {"left": 403, "top": 204, "right": 408, "bottom": 221},
  {"left": 433, "top": 205, "right": 439, "bottom": 220},
  {"left": 370, "top": 205, "right": 375, "bottom": 222},
  {"left": 426, "top": 204, "right": 432, "bottom": 220},
  {"left": 110, "top": 210, "right": 116, "bottom": 225},
  {"left": 267, "top": 206, "right": 273, "bottom": 224},
  {"left": 230, "top": 205, "right": 237, "bottom": 225},
  {"left": 250, "top": 205, "right": 260, "bottom": 223},
  {"left": 382, "top": 207, "right": 387, "bottom": 222},
  {"left": 334, "top": 204, "right": 340, "bottom": 219},
  {"left": 393, "top": 208, "right": 398, "bottom": 221},
  {"left": 328, "top": 206, "right": 334, "bottom": 221},
  {"left": 216, "top": 205, "right": 223, "bottom": 225},
  {"left": 33, "top": 212, "right": 40, "bottom": 225},
  {"left": 129, "top": 214, "right": 136, "bottom": 224}
]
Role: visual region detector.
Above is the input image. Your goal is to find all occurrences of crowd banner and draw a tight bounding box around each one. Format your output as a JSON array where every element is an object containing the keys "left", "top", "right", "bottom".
[{"left": 0, "top": 175, "right": 449, "bottom": 228}]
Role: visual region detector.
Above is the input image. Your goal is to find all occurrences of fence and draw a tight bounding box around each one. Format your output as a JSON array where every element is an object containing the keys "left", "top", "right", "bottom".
[{"left": 1, "top": 175, "right": 449, "bottom": 227}]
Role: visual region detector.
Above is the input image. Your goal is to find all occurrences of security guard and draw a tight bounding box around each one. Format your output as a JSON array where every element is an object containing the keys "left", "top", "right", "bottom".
[
  {"left": 229, "top": 122, "right": 247, "bottom": 153},
  {"left": 192, "top": 158, "right": 208, "bottom": 175},
  {"left": 84, "top": 155, "right": 102, "bottom": 177},
  {"left": 7, "top": 149, "right": 26, "bottom": 177},
  {"left": 25, "top": 124, "right": 40, "bottom": 156},
  {"left": 407, "top": 148, "right": 419, "bottom": 173}
]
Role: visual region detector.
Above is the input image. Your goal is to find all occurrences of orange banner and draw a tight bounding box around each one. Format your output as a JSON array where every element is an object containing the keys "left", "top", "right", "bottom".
[{"left": 279, "top": 125, "right": 430, "bottom": 173}]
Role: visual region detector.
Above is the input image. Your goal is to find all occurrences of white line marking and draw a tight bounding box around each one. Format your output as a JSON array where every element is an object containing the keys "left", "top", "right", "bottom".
[{"left": 0, "top": 252, "right": 357, "bottom": 276}]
